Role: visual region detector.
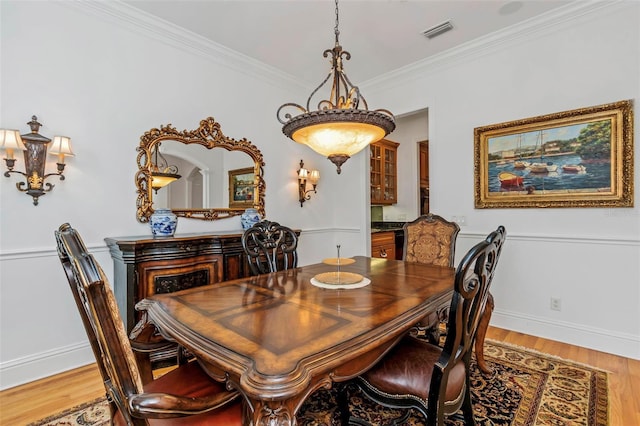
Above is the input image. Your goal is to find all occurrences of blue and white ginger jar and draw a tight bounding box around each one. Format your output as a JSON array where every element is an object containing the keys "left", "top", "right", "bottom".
[
  {"left": 150, "top": 208, "right": 178, "bottom": 237},
  {"left": 241, "top": 208, "right": 261, "bottom": 230}
]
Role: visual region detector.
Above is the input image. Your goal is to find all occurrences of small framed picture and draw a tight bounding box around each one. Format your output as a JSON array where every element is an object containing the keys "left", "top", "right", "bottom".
[{"left": 228, "top": 167, "right": 256, "bottom": 208}]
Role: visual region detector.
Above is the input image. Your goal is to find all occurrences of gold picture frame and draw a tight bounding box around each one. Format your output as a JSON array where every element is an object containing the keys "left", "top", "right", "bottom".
[
  {"left": 228, "top": 167, "right": 256, "bottom": 209},
  {"left": 474, "top": 100, "right": 633, "bottom": 208}
]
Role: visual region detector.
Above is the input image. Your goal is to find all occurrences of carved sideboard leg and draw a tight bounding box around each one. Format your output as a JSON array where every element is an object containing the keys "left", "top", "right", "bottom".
[{"left": 475, "top": 292, "right": 495, "bottom": 375}]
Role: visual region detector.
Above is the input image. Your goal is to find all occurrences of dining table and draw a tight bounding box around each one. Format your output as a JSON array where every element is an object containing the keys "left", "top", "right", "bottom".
[{"left": 136, "top": 255, "right": 458, "bottom": 425}]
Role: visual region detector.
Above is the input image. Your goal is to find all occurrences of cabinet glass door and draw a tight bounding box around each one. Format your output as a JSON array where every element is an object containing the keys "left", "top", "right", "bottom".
[{"left": 370, "top": 144, "right": 382, "bottom": 201}]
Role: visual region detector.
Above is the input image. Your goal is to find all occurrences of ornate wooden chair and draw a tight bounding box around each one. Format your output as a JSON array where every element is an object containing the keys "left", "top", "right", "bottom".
[
  {"left": 343, "top": 226, "right": 506, "bottom": 426},
  {"left": 55, "top": 223, "right": 242, "bottom": 425},
  {"left": 403, "top": 213, "right": 460, "bottom": 267},
  {"left": 402, "top": 214, "right": 460, "bottom": 343},
  {"left": 241, "top": 219, "right": 298, "bottom": 275}
]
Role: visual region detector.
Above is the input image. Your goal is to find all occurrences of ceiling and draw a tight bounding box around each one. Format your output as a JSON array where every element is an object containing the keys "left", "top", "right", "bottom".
[{"left": 122, "top": 0, "right": 572, "bottom": 84}]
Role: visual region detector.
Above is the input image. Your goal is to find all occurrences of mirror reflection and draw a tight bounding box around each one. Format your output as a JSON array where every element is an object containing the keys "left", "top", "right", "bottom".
[
  {"left": 136, "top": 117, "right": 265, "bottom": 222},
  {"left": 153, "top": 148, "right": 254, "bottom": 210}
]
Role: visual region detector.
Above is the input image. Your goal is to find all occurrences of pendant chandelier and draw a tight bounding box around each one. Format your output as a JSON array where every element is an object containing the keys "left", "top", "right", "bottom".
[
  {"left": 150, "top": 142, "right": 181, "bottom": 193},
  {"left": 277, "top": 0, "right": 395, "bottom": 174}
]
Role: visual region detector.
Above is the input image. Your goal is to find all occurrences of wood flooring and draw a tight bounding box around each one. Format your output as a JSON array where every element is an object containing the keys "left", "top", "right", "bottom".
[{"left": 1, "top": 326, "right": 638, "bottom": 425}]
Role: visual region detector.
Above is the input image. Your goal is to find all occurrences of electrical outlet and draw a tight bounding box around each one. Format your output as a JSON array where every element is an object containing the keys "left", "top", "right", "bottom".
[
  {"left": 452, "top": 216, "right": 466, "bottom": 226},
  {"left": 550, "top": 297, "right": 562, "bottom": 311}
]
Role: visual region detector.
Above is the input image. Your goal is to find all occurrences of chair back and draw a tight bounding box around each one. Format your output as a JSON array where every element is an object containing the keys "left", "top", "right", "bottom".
[
  {"left": 403, "top": 214, "right": 460, "bottom": 267},
  {"left": 430, "top": 226, "right": 506, "bottom": 407},
  {"left": 241, "top": 220, "right": 298, "bottom": 275},
  {"left": 55, "top": 223, "right": 144, "bottom": 423}
]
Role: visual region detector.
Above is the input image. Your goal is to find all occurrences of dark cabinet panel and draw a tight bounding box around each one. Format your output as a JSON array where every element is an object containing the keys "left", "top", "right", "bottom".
[{"left": 105, "top": 232, "right": 250, "bottom": 333}]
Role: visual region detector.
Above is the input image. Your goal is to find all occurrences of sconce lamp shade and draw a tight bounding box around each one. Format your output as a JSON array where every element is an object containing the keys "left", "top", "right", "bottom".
[
  {"left": 0, "top": 129, "right": 27, "bottom": 159},
  {"left": 309, "top": 170, "right": 320, "bottom": 184},
  {"left": 49, "top": 136, "right": 74, "bottom": 163}
]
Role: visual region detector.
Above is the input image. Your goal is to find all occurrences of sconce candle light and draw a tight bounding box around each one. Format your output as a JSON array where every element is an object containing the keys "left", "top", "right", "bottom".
[
  {"left": 298, "top": 159, "right": 319, "bottom": 207},
  {"left": 1, "top": 115, "right": 74, "bottom": 205}
]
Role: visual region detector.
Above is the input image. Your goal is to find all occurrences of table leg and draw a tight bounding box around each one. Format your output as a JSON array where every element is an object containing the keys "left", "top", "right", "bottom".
[
  {"left": 244, "top": 399, "right": 297, "bottom": 426},
  {"left": 475, "top": 292, "right": 494, "bottom": 375}
]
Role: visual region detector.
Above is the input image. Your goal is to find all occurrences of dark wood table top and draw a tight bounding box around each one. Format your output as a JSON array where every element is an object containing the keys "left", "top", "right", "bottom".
[{"left": 137, "top": 256, "right": 454, "bottom": 425}]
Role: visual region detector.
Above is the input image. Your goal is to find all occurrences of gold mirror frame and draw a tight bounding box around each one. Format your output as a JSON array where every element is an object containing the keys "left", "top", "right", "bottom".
[{"left": 136, "top": 117, "right": 265, "bottom": 222}]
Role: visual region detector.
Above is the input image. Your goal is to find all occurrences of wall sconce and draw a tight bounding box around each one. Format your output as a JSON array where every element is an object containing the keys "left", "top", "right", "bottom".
[
  {"left": 298, "top": 159, "right": 319, "bottom": 207},
  {"left": 0, "top": 115, "right": 74, "bottom": 206}
]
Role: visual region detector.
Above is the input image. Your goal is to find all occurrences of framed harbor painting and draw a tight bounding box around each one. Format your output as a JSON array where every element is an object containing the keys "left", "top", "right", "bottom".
[
  {"left": 228, "top": 167, "right": 256, "bottom": 208},
  {"left": 474, "top": 100, "right": 633, "bottom": 208}
]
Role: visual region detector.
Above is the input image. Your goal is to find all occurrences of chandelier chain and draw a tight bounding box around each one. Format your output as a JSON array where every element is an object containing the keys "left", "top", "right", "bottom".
[{"left": 334, "top": 0, "right": 340, "bottom": 45}]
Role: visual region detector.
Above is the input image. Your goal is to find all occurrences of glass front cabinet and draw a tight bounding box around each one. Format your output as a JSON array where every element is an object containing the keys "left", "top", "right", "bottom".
[{"left": 370, "top": 139, "right": 400, "bottom": 205}]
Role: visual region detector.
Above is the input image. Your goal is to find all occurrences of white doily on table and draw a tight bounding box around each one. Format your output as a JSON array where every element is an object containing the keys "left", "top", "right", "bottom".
[{"left": 311, "top": 272, "right": 371, "bottom": 290}]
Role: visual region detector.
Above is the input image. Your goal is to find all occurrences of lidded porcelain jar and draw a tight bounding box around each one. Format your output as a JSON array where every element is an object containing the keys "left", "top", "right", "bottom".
[
  {"left": 241, "top": 208, "right": 261, "bottom": 230},
  {"left": 150, "top": 208, "right": 178, "bottom": 237}
]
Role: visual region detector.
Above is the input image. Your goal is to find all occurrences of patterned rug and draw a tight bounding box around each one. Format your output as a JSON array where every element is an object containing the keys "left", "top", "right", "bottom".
[{"left": 29, "top": 340, "right": 608, "bottom": 426}]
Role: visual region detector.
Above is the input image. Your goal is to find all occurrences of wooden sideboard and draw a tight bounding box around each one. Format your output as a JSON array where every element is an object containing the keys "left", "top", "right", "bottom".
[{"left": 105, "top": 231, "right": 252, "bottom": 333}]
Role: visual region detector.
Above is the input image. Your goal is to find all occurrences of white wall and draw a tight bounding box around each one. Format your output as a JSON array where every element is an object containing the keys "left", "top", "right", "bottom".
[
  {"left": 379, "top": 110, "right": 429, "bottom": 222},
  {"left": 1, "top": 0, "right": 638, "bottom": 390},
  {"left": 0, "top": 0, "right": 358, "bottom": 389},
  {"left": 365, "top": 1, "right": 640, "bottom": 360}
]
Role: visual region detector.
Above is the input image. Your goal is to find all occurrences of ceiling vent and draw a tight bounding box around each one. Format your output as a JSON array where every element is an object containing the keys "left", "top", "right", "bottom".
[{"left": 421, "top": 20, "right": 453, "bottom": 39}]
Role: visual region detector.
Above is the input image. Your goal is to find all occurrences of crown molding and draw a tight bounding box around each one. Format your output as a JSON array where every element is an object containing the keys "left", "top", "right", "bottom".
[
  {"left": 363, "top": 0, "right": 629, "bottom": 91},
  {"left": 59, "top": 0, "right": 307, "bottom": 90}
]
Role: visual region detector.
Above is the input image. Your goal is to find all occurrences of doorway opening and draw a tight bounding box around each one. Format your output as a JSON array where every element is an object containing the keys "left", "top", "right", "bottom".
[{"left": 418, "top": 140, "right": 429, "bottom": 215}]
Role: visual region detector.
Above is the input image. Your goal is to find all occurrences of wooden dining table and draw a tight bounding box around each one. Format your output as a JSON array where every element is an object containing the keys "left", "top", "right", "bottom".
[{"left": 136, "top": 256, "right": 456, "bottom": 425}]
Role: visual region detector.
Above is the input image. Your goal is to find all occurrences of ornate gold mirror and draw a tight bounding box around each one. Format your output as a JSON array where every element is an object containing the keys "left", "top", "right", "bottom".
[{"left": 136, "top": 117, "right": 265, "bottom": 222}]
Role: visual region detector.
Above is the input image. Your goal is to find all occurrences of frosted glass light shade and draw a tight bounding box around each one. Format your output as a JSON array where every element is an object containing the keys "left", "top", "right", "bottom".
[
  {"left": 281, "top": 109, "right": 395, "bottom": 173},
  {"left": 291, "top": 121, "right": 386, "bottom": 157}
]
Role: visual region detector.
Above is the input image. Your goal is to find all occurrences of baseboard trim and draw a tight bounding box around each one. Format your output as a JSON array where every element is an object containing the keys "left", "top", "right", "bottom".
[
  {"left": 0, "top": 342, "right": 94, "bottom": 391},
  {"left": 491, "top": 309, "right": 640, "bottom": 360}
]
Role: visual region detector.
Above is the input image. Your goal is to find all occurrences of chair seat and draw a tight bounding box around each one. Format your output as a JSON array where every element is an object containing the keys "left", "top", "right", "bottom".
[
  {"left": 114, "top": 361, "right": 242, "bottom": 425},
  {"left": 362, "top": 336, "right": 466, "bottom": 403}
]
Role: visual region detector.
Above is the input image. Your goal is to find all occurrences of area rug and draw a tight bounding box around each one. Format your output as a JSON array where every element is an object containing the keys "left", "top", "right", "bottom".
[{"left": 29, "top": 340, "right": 608, "bottom": 426}]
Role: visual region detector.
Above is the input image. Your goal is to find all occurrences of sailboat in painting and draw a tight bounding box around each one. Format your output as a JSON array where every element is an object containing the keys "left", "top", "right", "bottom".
[
  {"left": 561, "top": 164, "right": 586, "bottom": 173},
  {"left": 529, "top": 130, "right": 557, "bottom": 173},
  {"left": 513, "top": 135, "right": 530, "bottom": 169}
]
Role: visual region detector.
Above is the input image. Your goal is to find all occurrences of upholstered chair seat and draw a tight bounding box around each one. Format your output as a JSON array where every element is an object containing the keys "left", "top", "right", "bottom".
[
  {"left": 360, "top": 335, "right": 466, "bottom": 403},
  {"left": 113, "top": 362, "right": 241, "bottom": 425}
]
